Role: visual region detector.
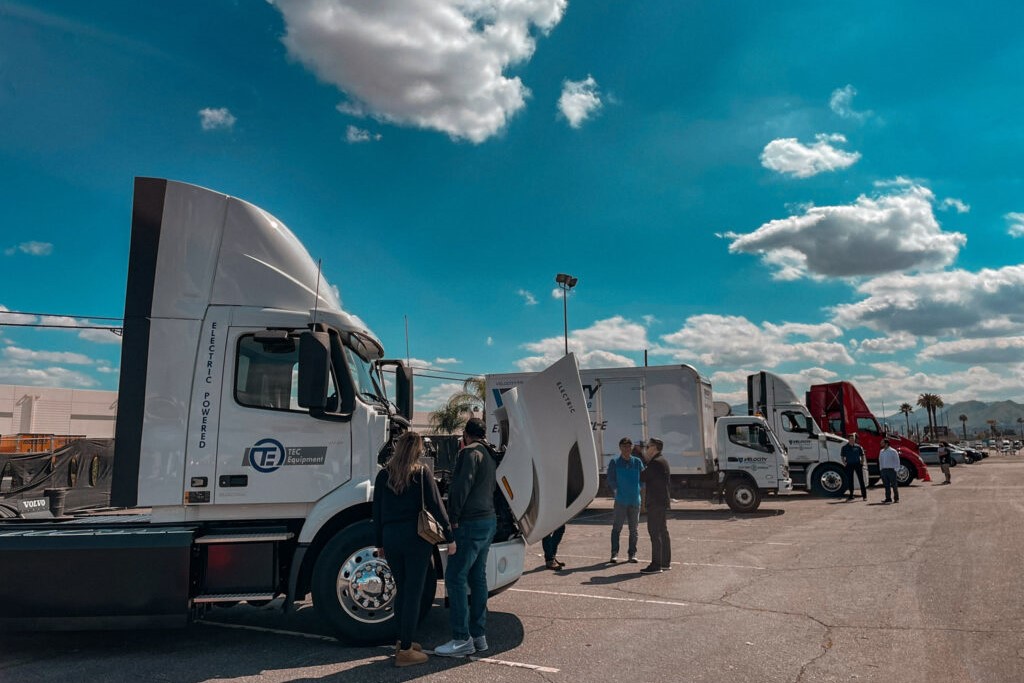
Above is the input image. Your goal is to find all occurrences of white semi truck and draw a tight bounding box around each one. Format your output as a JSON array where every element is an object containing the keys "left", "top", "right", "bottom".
[
  {"left": 0, "top": 178, "right": 600, "bottom": 642},
  {"left": 746, "top": 371, "right": 853, "bottom": 496},
  {"left": 486, "top": 365, "right": 792, "bottom": 513}
]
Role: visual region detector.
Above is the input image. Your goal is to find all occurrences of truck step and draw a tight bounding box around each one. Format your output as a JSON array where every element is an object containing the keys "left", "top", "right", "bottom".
[
  {"left": 193, "top": 592, "right": 277, "bottom": 604},
  {"left": 194, "top": 532, "right": 293, "bottom": 544}
]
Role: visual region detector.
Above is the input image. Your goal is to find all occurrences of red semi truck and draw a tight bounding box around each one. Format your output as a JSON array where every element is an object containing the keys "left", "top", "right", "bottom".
[{"left": 806, "top": 382, "right": 930, "bottom": 486}]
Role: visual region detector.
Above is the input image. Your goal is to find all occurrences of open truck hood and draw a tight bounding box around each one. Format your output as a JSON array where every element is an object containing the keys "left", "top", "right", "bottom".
[{"left": 494, "top": 354, "right": 599, "bottom": 544}]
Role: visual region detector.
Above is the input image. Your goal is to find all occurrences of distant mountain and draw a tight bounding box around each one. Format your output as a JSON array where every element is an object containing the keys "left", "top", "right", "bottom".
[{"left": 881, "top": 399, "right": 1024, "bottom": 438}]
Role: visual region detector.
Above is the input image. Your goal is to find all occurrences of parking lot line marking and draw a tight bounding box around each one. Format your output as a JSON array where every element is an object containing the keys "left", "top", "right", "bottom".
[
  {"left": 200, "top": 621, "right": 561, "bottom": 673},
  {"left": 542, "top": 553, "right": 766, "bottom": 570},
  {"left": 198, "top": 620, "right": 339, "bottom": 642},
  {"left": 511, "top": 588, "right": 689, "bottom": 607}
]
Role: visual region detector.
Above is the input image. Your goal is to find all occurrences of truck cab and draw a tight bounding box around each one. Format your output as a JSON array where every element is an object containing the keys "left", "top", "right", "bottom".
[
  {"left": 0, "top": 178, "right": 600, "bottom": 642},
  {"left": 805, "top": 381, "right": 929, "bottom": 486},
  {"left": 747, "top": 371, "right": 851, "bottom": 496}
]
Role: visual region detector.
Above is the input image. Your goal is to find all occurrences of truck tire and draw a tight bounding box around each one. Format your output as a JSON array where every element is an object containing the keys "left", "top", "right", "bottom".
[
  {"left": 895, "top": 460, "right": 916, "bottom": 487},
  {"left": 725, "top": 478, "right": 761, "bottom": 513},
  {"left": 809, "top": 464, "right": 847, "bottom": 497},
  {"left": 311, "top": 520, "right": 436, "bottom": 644}
]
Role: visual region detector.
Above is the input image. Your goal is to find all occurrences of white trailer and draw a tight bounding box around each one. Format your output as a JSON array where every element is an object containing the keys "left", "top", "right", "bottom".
[
  {"left": 746, "top": 371, "right": 854, "bottom": 496},
  {"left": 0, "top": 178, "right": 599, "bottom": 642},
  {"left": 486, "top": 365, "right": 792, "bottom": 513}
]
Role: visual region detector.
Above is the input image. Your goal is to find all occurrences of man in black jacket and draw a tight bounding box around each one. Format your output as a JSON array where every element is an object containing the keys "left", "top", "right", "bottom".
[
  {"left": 435, "top": 418, "right": 496, "bottom": 657},
  {"left": 841, "top": 433, "right": 867, "bottom": 501},
  {"left": 640, "top": 437, "right": 671, "bottom": 574}
]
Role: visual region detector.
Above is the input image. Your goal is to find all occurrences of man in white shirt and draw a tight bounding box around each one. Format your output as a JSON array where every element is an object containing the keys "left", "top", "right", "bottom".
[{"left": 878, "top": 438, "right": 901, "bottom": 504}]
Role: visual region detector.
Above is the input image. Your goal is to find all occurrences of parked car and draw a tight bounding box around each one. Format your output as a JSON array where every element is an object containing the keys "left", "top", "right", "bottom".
[
  {"left": 918, "top": 444, "right": 965, "bottom": 466},
  {"left": 964, "top": 448, "right": 987, "bottom": 461}
]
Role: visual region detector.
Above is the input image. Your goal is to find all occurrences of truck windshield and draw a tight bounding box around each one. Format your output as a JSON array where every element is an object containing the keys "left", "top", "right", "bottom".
[{"left": 342, "top": 336, "right": 385, "bottom": 405}]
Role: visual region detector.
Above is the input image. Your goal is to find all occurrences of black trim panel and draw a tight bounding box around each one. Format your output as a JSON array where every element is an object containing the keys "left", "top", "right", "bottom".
[{"left": 112, "top": 178, "right": 167, "bottom": 507}]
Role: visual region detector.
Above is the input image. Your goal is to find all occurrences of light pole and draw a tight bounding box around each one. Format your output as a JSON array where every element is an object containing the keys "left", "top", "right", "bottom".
[{"left": 555, "top": 273, "right": 578, "bottom": 356}]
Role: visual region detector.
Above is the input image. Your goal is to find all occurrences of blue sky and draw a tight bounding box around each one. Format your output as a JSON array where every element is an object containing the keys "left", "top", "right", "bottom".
[{"left": 2, "top": 0, "right": 1023, "bottom": 414}]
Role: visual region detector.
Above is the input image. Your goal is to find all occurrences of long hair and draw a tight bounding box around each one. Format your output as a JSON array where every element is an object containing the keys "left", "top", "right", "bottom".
[{"left": 386, "top": 431, "right": 424, "bottom": 494}]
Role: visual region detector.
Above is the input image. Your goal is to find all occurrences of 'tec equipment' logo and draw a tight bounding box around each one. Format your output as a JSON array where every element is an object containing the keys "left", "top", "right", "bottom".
[{"left": 247, "top": 438, "right": 287, "bottom": 473}]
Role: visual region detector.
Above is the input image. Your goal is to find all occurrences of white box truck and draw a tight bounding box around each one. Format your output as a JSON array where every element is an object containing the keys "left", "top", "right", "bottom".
[
  {"left": 746, "top": 371, "right": 854, "bottom": 496},
  {"left": 486, "top": 365, "right": 792, "bottom": 513},
  {"left": 0, "top": 178, "right": 600, "bottom": 643}
]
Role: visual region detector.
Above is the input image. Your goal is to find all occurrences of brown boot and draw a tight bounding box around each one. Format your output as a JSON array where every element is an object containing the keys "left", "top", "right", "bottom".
[
  {"left": 395, "top": 640, "right": 423, "bottom": 652},
  {"left": 395, "top": 647, "right": 429, "bottom": 667}
]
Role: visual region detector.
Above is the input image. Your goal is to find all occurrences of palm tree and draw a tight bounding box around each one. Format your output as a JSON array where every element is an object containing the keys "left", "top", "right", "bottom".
[
  {"left": 959, "top": 414, "right": 968, "bottom": 441},
  {"left": 899, "top": 403, "right": 913, "bottom": 437},
  {"left": 447, "top": 377, "right": 486, "bottom": 416},
  {"left": 916, "top": 393, "right": 944, "bottom": 440},
  {"left": 428, "top": 397, "right": 468, "bottom": 435}
]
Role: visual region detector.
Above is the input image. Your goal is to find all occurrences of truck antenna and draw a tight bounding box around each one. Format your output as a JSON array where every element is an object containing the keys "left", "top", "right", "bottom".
[{"left": 312, "top": 258, "right": 322, "bottom": 325}]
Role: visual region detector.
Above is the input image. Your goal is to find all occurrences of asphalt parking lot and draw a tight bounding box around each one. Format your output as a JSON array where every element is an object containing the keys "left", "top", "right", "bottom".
[{"left": 4, "top": 451, "right": 1023, "bottom": 682}]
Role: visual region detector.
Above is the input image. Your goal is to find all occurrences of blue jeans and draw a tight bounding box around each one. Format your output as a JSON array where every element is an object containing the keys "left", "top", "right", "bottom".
[
  {"left": 881, "top": 468, "right": 900, "bottom": 502},
  {"left": 446, "top": 516, "right": 496, "bottom": 640},
  {"left": 610, "top": 503, "right": 639, "bottom": 557}
]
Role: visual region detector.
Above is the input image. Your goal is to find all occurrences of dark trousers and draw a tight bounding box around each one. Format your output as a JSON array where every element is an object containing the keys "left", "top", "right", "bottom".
[
  {"left": 383, "top": 523, "right": 433, "bottom": 650},
  {"left": 646, "top": 506, "right": 671, "bottom": 568},
  {"left": 881, "top": 468, "right": 900, "bottom": 502},
  {"left": 844, "top": 462, "right": 866, "bottom": 498},
  {"left": 542, "top": 524, "right": 566, "bottom": 561}
]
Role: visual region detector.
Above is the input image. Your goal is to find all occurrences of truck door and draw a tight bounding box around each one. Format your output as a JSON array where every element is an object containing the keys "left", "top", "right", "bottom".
[
  {"left": 214, "top": 328, "right": 352, "bottom": 505},
  {"left": 589, "top": 376, "right": 643, "bottom": 473},
  {"left": 494, "top": 354, "right": 600, "bottom": 544}
]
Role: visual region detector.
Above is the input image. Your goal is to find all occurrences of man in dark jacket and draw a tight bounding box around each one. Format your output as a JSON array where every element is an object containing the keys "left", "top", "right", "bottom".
[
  {"left": 435, "top": 418, "right": 496, "bottom": 658},
  {"left": 841, "top": 433, "right": 867, "bottom": 501},
  {"left": 639, "top": 437, "right": 671, "bottom": 574}
]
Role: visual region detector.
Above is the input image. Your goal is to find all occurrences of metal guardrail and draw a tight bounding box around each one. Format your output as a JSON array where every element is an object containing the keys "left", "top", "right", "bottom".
[{"left": 0, "top": 434, "right": 86, "bottom": 453}]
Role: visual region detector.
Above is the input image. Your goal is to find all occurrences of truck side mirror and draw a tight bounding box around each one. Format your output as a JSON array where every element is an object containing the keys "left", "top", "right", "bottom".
[
  {"left": 297, "top": 331, "right": 330, "bottom": 409},
  {"left": 394, "top": 363, "right": 414, "bottom": 420}
]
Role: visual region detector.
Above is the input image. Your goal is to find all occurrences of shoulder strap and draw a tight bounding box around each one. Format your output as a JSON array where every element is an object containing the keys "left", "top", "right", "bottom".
[{"left": 420, "top": 468, "right": 426, "bottom": 509}]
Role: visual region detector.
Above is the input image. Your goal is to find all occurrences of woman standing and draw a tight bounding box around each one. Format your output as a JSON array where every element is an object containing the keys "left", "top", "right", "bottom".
[{"left": 373, "top": 431, "right": 452, "bottom": 667}]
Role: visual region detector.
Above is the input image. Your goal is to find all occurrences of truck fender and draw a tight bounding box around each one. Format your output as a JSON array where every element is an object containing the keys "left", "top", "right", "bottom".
[{"left": 299, "top": 479, "right": 373, "bottom": 544}]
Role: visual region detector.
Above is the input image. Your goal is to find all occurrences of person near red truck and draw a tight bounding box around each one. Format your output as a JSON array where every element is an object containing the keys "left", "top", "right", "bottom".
[
  {"left": 639, "top": 437, "right": 671, "bottom": 574},
  {"left": 841, "top": 433, "right": 868, "bottom": 501},
  {"left": 879, "top": 439, "right": 902, "bottom": 504}
]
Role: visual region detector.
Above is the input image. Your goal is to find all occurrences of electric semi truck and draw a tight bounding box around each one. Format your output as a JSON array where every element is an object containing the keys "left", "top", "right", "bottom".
[{"left": 0, "top": 178, "right": 600, "bottom": 642}]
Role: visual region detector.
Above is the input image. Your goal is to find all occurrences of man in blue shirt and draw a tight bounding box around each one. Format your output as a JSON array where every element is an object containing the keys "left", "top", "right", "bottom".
[
  {"left": 606, "top": 437, "right": 645, "bottom": 563},
  {"left": 840, "top": 433, "right": 867, "bottom": 501}
]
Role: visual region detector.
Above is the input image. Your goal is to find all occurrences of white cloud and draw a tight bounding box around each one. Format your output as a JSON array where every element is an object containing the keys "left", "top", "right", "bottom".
[
  {"left": 198, "top": 107, "right": 236, "bottom": 131},
  {"left": 919, "top": 337, "right": 1024, "bottom": 364},
  {"left": 656, "top": 314, "right": 854, "bottom": 368},
  {"left": 275, "top": 0, "right": 566, "bottom": 143},
  {"left": 557, "top": 75, "right": 601, "bottom": 128},
  {"left": 486, "top": 336, "right": 494, "bottom": 346},
  {"left": 96, "top": 365, "right": 119, "bottom": 374},
  {"left": 4, "top": 345, "right": 93, "bottom": 365},
  {"left": 655, "top": 315, "right": 854, "bottom": 368},
  {"left": 709, "top": 366, "right": 839, "bottom": 406},
  {"left": 725, "top": 181, "right": 966, "bottom": 280},
  {"left": 517, "top": 289, "right": 537, "bottom": 305},
  {"left": 829, "top": 84, "right": 872, "bottom": 121},
  {"left": 345, "top": 125, "right": 381, "bottom": 143},
  {"left": 760, "top": 133, "right": 860, "bottom": 178},
  {"left": 848, "top": 363, "right": 1024, "bottom": 406},
  {"left": 940, "top": 198, "right": 970, "bottom": 213},
  {"left": 1006, "top": 212, "right": 1024, "bottom": 238},
  {"left": 0, "top": 365, "right": 98, "bottom": 388},
  {"left": 78, "top": 328, "right": 122, "bottom": 344},
  {"left": 833, "top": 264, "right": 1024, "bottom": 337},
  {"left": 433, "top": 357, "right": 460, "bottom": 365},
  {"left": 416, "top": 381, "right": 466, "bottom": 411},
  {"left": 856, "top": 332, "right": 918, "bottom": 354},
  {"left": 5, "top": 241, "right": 54, "bottom": 256},
  {"left": 516, "top": 315, "right": 649, "bottom": 371},
  {"left": 0, "top": 306, "right": 37, "bottom": 325}
]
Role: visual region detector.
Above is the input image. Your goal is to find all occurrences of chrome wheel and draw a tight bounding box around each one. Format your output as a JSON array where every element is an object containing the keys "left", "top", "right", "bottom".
[
  {"left": 895, "top": 463, "right": 912, "bottom": 486},
  {"left": 336, "top": 545, "right": 396, "bottom": 624},
  {"left": 819, "top": 469, "right": 845, "bottom": 494}
]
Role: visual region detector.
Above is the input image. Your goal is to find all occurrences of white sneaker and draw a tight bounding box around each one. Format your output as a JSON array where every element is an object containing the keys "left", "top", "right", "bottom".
[
  {"left": 473, "top": 635, "right": 488, "bottom": 652},
  {"left": 434, "top": 638, "right": 475, "bottom": 657}
]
